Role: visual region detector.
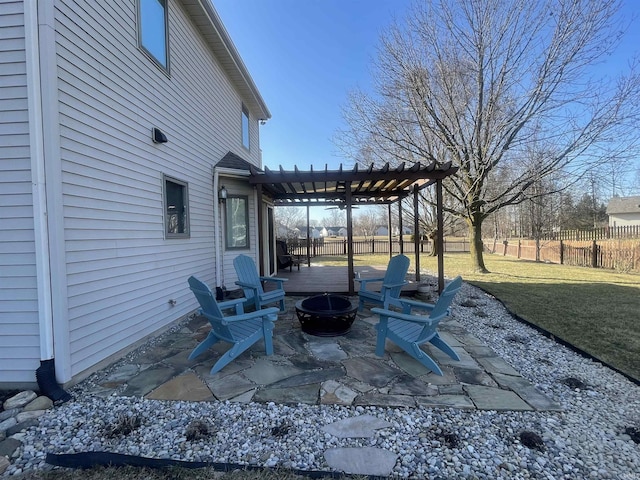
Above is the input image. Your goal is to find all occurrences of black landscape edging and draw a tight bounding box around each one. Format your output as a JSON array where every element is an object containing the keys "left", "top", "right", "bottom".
[
  {"left": 471, "top": 284, "right": 640, "bottom": 387},
  {"left": 45, "top": 452, "right": 388, "bottom": 479}
]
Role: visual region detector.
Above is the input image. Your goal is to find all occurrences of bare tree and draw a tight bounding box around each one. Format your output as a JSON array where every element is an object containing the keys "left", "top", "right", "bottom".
[
  {"left": 321, "top": 208, "right": 347, "bottom": 228},
  {"left": 274, "top": 207, "right": 306, "bottom": 238},
  {"left": 338, "top": 0, "right": 640, "bottom": 272},
  {"left": 353, "top": 208, "right": 381, "bottom": 239}
]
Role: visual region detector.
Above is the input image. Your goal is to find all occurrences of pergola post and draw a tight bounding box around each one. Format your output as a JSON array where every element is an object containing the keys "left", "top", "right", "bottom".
[
  {"left": 346, "top": 182, "right": 355, "bottom": 295},
  {"left": 306, "top": 205, "right": 310, "bottom": 266},
  {"left": 387, "top": 204, "right": 392, "bottom": 259},
  {"left": 257, "top": 184, "right": 264, "bottom": 276},
  {"left": 413, "top": 186, "right": 420, "bottom": 283},
  {"left": 436, "top": 179, "right": 445, "bottom": 293},
  {"left": 398, "top": 200, "right": 403, "bottom": 254}
]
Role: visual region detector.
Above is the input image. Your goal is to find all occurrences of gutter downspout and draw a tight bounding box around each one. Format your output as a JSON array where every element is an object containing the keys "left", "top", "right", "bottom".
[
  {"left": 24, "top": 0, "right": 70, "bottom": 401},
  {"left": 25, "top": 0, "right": 53, "bottom": 363},
  {"left": 213, "top": 170, "right": 223, "bottom": 290}
]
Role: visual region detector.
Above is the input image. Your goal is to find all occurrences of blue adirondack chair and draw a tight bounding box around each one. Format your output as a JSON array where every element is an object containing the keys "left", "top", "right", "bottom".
[
  {"left": 233, "top": 254, "right": 287, "bottom": 311},
  {"left": 372, "top": 276, "right": 463, "bottom": 376},
  {"left": 355, "top": 254, "right": 410, "bottom": 311},
  {"left": 187, "top": 276, "right": 279, "bottom": 374}
]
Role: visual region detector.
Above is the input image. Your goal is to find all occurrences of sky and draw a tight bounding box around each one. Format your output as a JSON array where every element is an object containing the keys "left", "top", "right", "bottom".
[
  {"left": 214, "top": 0, "right": 412, "bottom": 171},
  {"left": 213, "top": 0, "right": 640, "bottom": 220}
]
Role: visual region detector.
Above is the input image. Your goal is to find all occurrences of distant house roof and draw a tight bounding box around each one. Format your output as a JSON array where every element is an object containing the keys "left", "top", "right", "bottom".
[{"left": 606, "top": 196, "right": 640, "bottom": 215}]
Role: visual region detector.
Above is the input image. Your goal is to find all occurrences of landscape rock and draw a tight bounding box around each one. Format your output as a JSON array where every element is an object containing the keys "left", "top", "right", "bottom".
[
  {"left": 3, "top": 391, "right": 37, "bottom": 410},
  {"left": 23, "top": 396, "right": 53, "bottom": 412}
]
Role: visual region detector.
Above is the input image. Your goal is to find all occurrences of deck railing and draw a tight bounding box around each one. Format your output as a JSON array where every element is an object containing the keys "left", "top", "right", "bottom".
[{"left": 286, "top": 238, "right": 470, "bottom": 257}]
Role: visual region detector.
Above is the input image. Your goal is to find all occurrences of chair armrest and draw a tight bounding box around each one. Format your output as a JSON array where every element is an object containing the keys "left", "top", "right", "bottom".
[
  {"left": 371, "top": 307, "right": 437, "bottom": 326},
  {"left": 393, "top": 297, "right": 436, "bottom": 314},
  {"left": 381, "top": 281, "right": 408, "bottom": 290},
  {"left": 212, "top": 306, "right": 280, "bottom": 325},
  {"left": 235, "top": 280, "right": 259, "bottom": 290},
  {"left": 355, "top": 277, "right": 384, "bottom": 291},
  {"left": 259, "top": 276, "right": 288, "bottom": 283},
  {"left": 217, "top": 297, "right": 246, "bottom": 315}
]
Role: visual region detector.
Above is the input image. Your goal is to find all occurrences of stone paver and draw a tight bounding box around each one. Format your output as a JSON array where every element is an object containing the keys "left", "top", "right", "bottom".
[
  {"left": 252, "top": 384, "right": 320, "bottom": 404},
  {"left": 269, "top": 367, "right": 345, "bottom": 389},
  {"left": 343, "top": 357, "right": 401, "bottom": 388},
  {"left": 320, "top": 380, "right": 358, "bottom": 405},
  {"left": 324, "top": 447, "right": 398, "bottom": 476},
  {"left": 99, "top": 364, "right": 141, "bottom": 388},
  {"left": 476, "top": 356, "right": 522, "bottom": 376},
  {"left": 307, "top": 341, "right": 348, "bottom": 361},
  {"left": 243, "top": 358, "right": 303, "bottom": 385},
  {"left": 415, "top": 394, "right": 475, "bottom": 409},
  {"left": 391, "top": 351, "right": 433, "bottom": 377},
  {"left": 453, "top": 367, "right": 499, "bottom": 387},
  {"left": 203, "top": 373, "right": 255, "bottom": 401},
  {"left": 491, "top": 373, "right": 563, "bottom": 411},
  {"left": 354, "top": 393, "right": 416, "bottom": 408},
  {"left": 145, "top": 373, "right": 214, "bottom": 402},
  {"left": 464, "top": 385, "right": 533, "bottom": 411},
  {"left": 389, "top": 375, "right": 438, "bottom": 396},
  {"left": 322, "top": 414, "right": 392, "bottom": 438},
  {"left": 228, "top": 388, "right": 257, "bottom": 403},
  {"left": 122, "top": 366, "right": 181, "bottom": 397}
]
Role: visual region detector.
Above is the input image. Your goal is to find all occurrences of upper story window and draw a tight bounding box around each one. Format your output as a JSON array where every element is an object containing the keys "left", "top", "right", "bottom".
[
  {"left": 241, "top": 104, "right": 250, "bottom": 150},
  {"left": 164, "top": 175, "right": 189, "bottom": 238},
  {"left": 138, "top": 0, "right": 169, "bottom": 70}
]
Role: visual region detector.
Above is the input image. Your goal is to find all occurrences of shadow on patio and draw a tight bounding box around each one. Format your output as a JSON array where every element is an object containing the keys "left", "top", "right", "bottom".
[{"left": 80, "top": 286, "right": 561, "bottom": 412}]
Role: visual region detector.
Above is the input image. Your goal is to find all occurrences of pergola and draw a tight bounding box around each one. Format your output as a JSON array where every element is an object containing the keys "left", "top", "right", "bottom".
[{"left": 248, "top": 161, "right": 459, "bottom": 294}]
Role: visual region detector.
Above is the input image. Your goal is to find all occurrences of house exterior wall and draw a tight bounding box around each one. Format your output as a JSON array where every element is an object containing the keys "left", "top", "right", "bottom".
[
  {"left": 608, "top": 213, "right": 640, "bottom": 227},
  {"left": 0, "top": 0, "right": 41, "bottom": 384},
  {"left": 0, "top": 0, "right": 266, "bottom": 385}
]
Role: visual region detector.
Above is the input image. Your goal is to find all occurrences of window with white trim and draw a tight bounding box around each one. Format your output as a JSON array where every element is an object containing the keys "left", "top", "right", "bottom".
[
  {"left": 138, "top": 0, "right": 169, "bottom": 70},
  {"left": 164, "top": 175, "right": 189, "bottom": 238}
]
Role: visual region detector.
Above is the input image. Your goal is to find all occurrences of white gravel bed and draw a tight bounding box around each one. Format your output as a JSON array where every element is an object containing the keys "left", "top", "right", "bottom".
[{"left": 3, "top": 282, "right": 639, "bottom": 479}]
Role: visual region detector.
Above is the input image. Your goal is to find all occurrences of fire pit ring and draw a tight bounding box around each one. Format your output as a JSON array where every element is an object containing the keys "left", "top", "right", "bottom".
[{"left": 295, "top": 294, "right": 358, "bottom": 337}]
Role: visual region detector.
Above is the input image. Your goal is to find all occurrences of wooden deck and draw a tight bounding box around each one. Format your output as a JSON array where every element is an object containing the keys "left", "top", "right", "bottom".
[{"left": 273, "top": 264, "right": 418, "bottom": 296}]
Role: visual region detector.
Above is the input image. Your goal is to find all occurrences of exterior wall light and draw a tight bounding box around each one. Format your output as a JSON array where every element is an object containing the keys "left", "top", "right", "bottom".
[
  {"left": 218, "top": 185, "right": 228, "bottom": 202},
  {"left": 152, "top": 127, "right": 168, "bottom": 143}
]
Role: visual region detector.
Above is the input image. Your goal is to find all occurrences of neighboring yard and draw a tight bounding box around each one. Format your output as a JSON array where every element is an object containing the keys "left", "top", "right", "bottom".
[{"left": 314, "top": 252, "right": 640, "bottom": 382}]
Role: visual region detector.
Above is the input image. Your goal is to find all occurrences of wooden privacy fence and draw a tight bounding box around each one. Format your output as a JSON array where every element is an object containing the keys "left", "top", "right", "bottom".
[
  {"left": 540, "top": 225, "right": 640, "bottom": 241},
  {"left": 483, "top": 238, "right": 640, "bottom": 272},
  {"left": 286, "top": 238, "right": 470, "bottom": 257}
]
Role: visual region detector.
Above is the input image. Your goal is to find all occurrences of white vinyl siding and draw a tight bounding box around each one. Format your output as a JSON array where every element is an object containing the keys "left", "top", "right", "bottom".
[
  {"left": 53, "top": 0, "right": 261, "bottom": 377},
  {"left": 0, "top": 0, "right": 41, "bottom": 384}
]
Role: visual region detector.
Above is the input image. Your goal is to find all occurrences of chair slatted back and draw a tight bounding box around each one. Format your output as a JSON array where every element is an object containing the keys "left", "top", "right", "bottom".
[
  {"left": 415, "top": 275, "right": 462, "bottom": 342},
  {"left": 383, "top": 254, "right": 410, "bottom": 299},
  {"left": 233, "top": 254, "right": 264, "bottom": 302},
  {"left": 188, "top": 276, "right": 235, "bottom": 342}
]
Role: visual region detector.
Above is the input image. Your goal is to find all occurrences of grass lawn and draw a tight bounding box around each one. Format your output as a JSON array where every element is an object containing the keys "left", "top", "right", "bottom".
[{"left": 314, "top": 252, "right": 640, "bottom": 382}]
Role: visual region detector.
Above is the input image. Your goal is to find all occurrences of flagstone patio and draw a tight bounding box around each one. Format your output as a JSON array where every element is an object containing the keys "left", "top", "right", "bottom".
[{"left": 81, "top": 295, "right": 561, "bottom": 412}]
